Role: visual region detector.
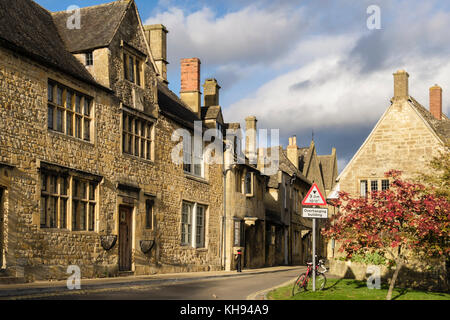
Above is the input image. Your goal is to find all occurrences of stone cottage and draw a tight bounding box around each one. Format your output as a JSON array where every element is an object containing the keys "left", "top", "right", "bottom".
[{"left": 337, "top": 70, "right": 450, "bottom": 197}]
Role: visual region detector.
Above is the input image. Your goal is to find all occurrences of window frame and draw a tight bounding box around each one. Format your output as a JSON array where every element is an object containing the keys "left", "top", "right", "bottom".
[
  {"left": 47, "top": 80, "right": 93, "bottom": 142},
  {"left": 122, "top": 111, "right": 154, "bottom": 161},
  {"left": 145, "top": 199, "right": 154, "bottom": 230},
  {"left": 123, "top": 51, "right": 143, "bottom": 87},
  {"left": 40, "top": 171, "right": 97, "bottom": 232},
  {"left": 181, "top": 201, "right": 207, "bottom": 249},
  {"left": 360, "top": 180, "right": 368, "bottom": 198},
  {"left": 85, "top": 51, "right": 93, "bottom": 66}
]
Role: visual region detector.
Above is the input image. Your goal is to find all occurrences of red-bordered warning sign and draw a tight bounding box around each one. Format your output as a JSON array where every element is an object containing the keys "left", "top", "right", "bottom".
[{"left": 302, "top": 183, "right": 327, "bottom": 206}]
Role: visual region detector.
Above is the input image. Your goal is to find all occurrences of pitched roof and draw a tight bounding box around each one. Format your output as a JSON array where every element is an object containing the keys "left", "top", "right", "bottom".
[
  {"left": 51, "top": 1, "right": 131, "bottom": 53},
  {"left": 265, "top": 146, "right": 311, "bottom": 188},
  {"left": 318, "top": 154, "right": 335, "bottom": 191},
  {"left": 201, "top": 106, "right": 222, "bottom": 120},
  {"left": 408, "top": 96, "right": 450, "bottom": 143},
  {"left": 157, "top": 81, "right": 200, "bottom": 130},
  {"left": 0, "top": 0, "right": 98, "bottom": 86}
]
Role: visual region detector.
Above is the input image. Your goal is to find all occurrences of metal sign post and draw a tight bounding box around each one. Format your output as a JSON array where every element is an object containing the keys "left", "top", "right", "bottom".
[
  {"left": 312, "top": 217, "right": 316, "bottom": 291},
  {"left": 302, "top": 182, "right": 328, "bottom": 293}
]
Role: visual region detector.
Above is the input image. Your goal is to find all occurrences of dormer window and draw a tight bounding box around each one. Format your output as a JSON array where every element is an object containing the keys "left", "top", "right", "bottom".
[{"left": 85, "top": 52, "right": 93, "bottom": 66}]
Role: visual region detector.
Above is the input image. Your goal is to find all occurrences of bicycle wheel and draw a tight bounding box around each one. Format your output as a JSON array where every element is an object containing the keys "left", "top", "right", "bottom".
[
  {"left": 292, "top": 273, "right": 308, "bottom": 296},
  {"left": 305, "top": 273, "right": 327, "bottom": 291}
]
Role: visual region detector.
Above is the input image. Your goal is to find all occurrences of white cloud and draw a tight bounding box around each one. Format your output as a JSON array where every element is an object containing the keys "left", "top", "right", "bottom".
[{"left": 144, "top": 5, "right": 306, "bottom": 67}]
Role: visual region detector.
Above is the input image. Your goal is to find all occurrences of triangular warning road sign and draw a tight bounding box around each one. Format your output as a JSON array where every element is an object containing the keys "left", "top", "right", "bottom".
[{"left": 302, "top": 183, "right": 327, "bottom": 206}]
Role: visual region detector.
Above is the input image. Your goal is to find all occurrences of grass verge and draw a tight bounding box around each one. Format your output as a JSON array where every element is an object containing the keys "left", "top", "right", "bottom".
[{"left": 267, "top": 278, "right": 450, "bottom": 300}]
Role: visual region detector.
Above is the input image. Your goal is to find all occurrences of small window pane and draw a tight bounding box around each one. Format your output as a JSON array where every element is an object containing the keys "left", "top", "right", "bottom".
[
  {"left": 66, "top": 112, "right": 73, "bottom": 136},
  {"left": 41, "top": 174, "right": 47, "bottom": 192},
  {"left": 57, "top": 87, "right": 63, "bottom": 106},
  {"left": 129, "top": 56, "right": 135, "bottom": 83},
  {"left": 145, "top": 200, "right": 153, "bottom": 229},
  {"left": 382, "top": 180, "right": 390, "bottom": 191},
  {"left": 84, "top": 119, "right": 90, "bottom": 141},
  {"left": 89, "top": 183, "right": 95, "bottom": 200},
  {"left": 56, "top": 108, "right": 63, "bottom": 132},
  {"left": 66, "top": 91, "right": 73, "bottom": 109},
  {"left": 60, "top": 199, "right": 67, "bottom": 229},
  {"left": 75, "top": 116, "right": 82, "bottom": 138},
  {"left": 84, "top": 98, "right": 91, "bottom": 116},
  {"left": 48, "top": 105, "right": 54, "bottom": 129},
  {"left": 88, "top": 204, "right": 95, "bottom": 231},
  {"left": 40, "top": 196, "right": 47, "bottom": 227},
  {"left": 48, "top": 83, "right": 54, "bottom": 102},
  {"left": 360, "top": 180, "right": 368, "bottom": 198},
  {"left": 75, "top": 95, "right": 81, "bottom": 113},
  {"left": 135, "top": 136, "right": 139, "bottom": 156}
]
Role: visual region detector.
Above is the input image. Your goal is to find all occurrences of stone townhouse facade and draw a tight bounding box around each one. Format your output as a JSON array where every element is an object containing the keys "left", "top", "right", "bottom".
[
  {"left": 0, "top": 0, "right": 342, "bottom": 282},
  {"left": 0, "top": 0, "right": 225, "bottom": 281}
]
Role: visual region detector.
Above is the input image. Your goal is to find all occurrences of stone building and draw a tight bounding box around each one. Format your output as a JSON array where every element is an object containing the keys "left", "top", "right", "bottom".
[
  {"left": 0, "top": 0, "right": 226, "bottom": 281},
  {"left": 0, "top": 0, "right": 342, "bottom": 282},
  {"left": 337, "top": 70, "right": 450, "bottom": 197}
]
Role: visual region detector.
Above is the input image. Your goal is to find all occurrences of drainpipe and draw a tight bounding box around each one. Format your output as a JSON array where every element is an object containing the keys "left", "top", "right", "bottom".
[{"left": 222, "top": 141, "right": 234, "bottom": 271}]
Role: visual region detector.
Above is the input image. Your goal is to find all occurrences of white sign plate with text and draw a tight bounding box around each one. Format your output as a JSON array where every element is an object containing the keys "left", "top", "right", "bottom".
[{"left": 302, "top": 207, "right": 328, "bottom": 219}]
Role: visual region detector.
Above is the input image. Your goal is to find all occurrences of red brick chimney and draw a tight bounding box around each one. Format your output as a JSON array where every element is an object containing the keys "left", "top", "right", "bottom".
[
  {"left": 180, "top": 58, "right": 201, "bottom": 117},
  {"left": 429, "top": 84, "right": 442, "bottom": 120}
]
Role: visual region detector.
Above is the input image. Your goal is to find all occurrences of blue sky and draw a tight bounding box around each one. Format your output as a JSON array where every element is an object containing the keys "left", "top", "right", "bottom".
[{"left": 37, "top": 0, "right": 450, "bottom": 172}]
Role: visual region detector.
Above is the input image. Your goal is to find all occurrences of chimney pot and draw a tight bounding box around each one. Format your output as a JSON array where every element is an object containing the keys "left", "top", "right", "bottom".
[
  {"left": 180, "top": 58, "right": 202, "bottom": 117},
  {"left": 144, "top": 24, "right": 169, "bottom": 83},
  {"left": 429, "top": 84, "right": 443, "bottom": 120},
  {"left": 203, "top": 78, "right": 221, "bottom": 107},
  {"left": 287, "top": 135, "right": 299, "bottom": 169}
]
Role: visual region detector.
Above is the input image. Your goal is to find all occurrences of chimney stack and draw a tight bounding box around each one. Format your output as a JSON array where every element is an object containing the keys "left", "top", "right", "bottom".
[
  {"left": 203, "top": 78, "right": 221, "bottom": 107},
  {"left": 287, "top": 136, "right": 299, "bottom": 169},
  {"left": 393, "top": 69, "right": 409, "bottom": 100},
  {"left": 180, "top": 58, "right": 202, "bottom": 118},
  {"left": 144, "top": 24, "right": 169, "bottom": 83},
  {"left": 245, "top": 116, "right": 257, "bottom": 164},
  {"left": 429, "top": 84, "right": 443, "bottom": 120}
]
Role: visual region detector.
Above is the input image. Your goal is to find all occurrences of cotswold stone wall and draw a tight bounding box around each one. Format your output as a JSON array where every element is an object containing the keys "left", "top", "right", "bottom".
[
  {"left": 339, "top": 99, "right": 446, "bottom": 196},
  {"left": 0, "top": 46, "right": 118, "bottom": 281},
  {"left": 330, "top": 259, "right": 448, "bottom": 292},
  {"left": 0, "top": 43, "right": 223, "bottom": 281}
]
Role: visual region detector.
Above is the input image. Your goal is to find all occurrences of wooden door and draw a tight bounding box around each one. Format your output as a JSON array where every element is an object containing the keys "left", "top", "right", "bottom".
[{"left": 119, "top": 206, "right": 132, "bottom": 271}]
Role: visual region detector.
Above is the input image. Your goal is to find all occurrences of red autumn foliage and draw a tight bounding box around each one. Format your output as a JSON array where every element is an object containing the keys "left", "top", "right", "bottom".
[{"left": 323, "top": 170, "right": 450, "bottom": 261}]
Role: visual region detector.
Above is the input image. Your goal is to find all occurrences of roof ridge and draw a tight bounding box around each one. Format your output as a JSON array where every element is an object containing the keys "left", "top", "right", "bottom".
[{"left": 51, "top": 0, "right": 130, "bottom": 14}]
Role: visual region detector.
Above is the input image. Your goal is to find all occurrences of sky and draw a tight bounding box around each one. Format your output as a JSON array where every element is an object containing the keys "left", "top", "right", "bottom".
[{"left": 36, "top": 0, "right": 450, "bottom": 173}]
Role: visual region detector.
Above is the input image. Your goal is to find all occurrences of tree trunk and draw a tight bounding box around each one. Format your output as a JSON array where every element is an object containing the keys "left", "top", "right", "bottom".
[{"left": 386, "top": 259, "right": 403, "bottom": 300}]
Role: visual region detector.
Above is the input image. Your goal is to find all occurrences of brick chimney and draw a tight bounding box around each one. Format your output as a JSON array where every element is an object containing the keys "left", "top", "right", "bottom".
[
  {"left": 203, "top": 78, "right": 221, "bottom": 107},
  {"left": 144, "top": 24, "right": 169, "bottom": 83},
  {"left": 245, "top": 116, "right": 257, "bottom": 164},
  {"left": 287, "top": 136, "right": 299, "bottom": 169},
  {"left": 180, "top": 58, "right": 201, "bottom": 117},
  {"left": 429, "top": 84, "right": 442, "bottom": 120},
  {"left": 393, "top": 69, "right": 409, "bottom": 100}
]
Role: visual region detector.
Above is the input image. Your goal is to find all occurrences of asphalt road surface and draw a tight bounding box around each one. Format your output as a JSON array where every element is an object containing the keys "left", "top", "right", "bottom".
[{"left": 32, "top": 267, "right": 304, "bottom": 300}]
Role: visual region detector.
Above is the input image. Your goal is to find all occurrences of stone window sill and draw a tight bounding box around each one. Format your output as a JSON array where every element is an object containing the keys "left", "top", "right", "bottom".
[
  {"left": 184, "top": 173, "right": 209, "bottom": 184},
  {"left": 48, "top": 130, "right": 94, "bottom": 146},
  {"left": 122, "top": 152, "right": 155, "bottom": 165}
]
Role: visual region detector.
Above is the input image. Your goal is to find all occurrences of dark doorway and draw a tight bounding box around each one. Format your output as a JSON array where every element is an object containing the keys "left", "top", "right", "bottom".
[{"left": 119, "top": 206, "right": 132, "bottom": 272}]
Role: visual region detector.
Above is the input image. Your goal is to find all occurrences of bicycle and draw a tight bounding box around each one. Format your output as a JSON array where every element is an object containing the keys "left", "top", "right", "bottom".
[{"left": 292, "top": 258, "right": 327, "bottom": 296}]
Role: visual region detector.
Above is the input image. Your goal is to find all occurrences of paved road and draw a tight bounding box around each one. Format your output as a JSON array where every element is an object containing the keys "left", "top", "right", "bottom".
[{"left": 29, "top": 267, "right": 304, "bottom": 300}]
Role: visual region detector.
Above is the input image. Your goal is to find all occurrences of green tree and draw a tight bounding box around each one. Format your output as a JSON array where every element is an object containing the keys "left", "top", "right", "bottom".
[{"left": 419, "top": 142, "right": 450, "bottom": 200}]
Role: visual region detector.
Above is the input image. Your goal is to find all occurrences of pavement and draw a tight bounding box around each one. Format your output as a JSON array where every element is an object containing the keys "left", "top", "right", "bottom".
[{"left": 0, "top": 265, "right": 303, "bottom": 299}]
